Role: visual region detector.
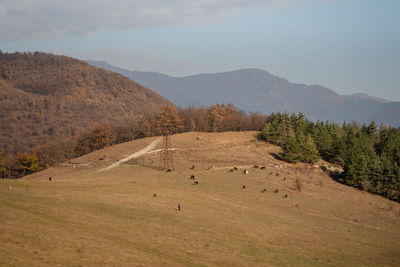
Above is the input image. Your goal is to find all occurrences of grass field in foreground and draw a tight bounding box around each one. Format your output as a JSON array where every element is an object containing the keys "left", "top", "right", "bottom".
[{"left": 1, "top": 132, "right": 400, "bottom": 266}]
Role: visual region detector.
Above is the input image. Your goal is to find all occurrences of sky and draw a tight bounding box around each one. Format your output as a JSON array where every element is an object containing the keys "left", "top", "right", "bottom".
[{"left": 0, "top": 0, "right": 399, "bottom": 101}]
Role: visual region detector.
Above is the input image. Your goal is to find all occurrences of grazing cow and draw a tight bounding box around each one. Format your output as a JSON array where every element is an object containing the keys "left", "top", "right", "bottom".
[
  {"left": 273, "top": 189, "right": 279, "bottom": 193},
  {"left": 166, "top": 169, "right": 172, "bottom": 172},
  {"left": 230, "top": 167, "right": 239, "bottom": 172},
  {"left": 253, "top": 165, "right": 259, "bottom": 169},
  {"left": 48, "top": 177, "right": 52, "bottom": 181},
  {"left": 190, "top": 165, "right": 195, "bottom": 169},
  {"left": 243, "top": 170, "right": 249, "bottom": 175},
  {"left": 260, "top": 166, "right": 266, "bottom": 170},
  {"left": 193, "top": 181, "right": 199, "bottom": 185},
  {"left": 190, "top": 175, "right": 195, "bottom": 180},
  {"left": 177, "top": 203, "right": 181, "bottom": 211},
  {"left": 282, "top": 177, "right": 287, "bottom": 181},
  {"left": 153, "top": 193, "right": 159, "bottom": 197},
  {"left": 283, "top": 194, "right": 288, "bottom": 198},
  {"left": 261, "top": 188, "right": 267, "bottom": 193},
  {"left": 242, "top": 185, "right": 246, "bottom": 189}
]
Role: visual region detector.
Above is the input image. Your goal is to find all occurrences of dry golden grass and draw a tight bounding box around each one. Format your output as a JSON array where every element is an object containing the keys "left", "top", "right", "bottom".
[{"left": 1, "top": 132, "right": 400, "bottom": 266}]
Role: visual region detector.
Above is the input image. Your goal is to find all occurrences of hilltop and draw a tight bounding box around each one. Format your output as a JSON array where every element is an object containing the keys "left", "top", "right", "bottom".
[
  {"left": 0, "top": 52, "right": 170, "bottom": 155},
  {"left": 1, "top": 132, "right": 399, "bottom": 266},
  {"left": 87, "top": 60, "right": 400, "bottom": 127}
]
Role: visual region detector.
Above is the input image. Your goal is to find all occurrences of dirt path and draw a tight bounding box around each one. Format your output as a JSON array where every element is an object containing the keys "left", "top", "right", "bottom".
[{"left": 99, "top": 138, "right": 161, "bottom": 171}]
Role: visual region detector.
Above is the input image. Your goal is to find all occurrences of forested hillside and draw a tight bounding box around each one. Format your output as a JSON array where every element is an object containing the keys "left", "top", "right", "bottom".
[
  {"left": 261, "top": 113, "right": 400, "bottom": 202},
  {"left": 0, "top": 52, "right": 170, "bottom": 156},
  {"left": 0, "top": 100, "right": 266, "bottom": 178}
]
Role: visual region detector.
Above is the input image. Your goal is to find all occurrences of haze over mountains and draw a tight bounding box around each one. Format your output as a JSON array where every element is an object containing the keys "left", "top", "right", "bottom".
[{"left": 88, "top": 60, "right": 400, "bottom": 127}]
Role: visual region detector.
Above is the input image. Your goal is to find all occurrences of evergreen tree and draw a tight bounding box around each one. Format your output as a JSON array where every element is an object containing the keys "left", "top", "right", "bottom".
[
  {"left": 281, "top": 134, "right": 302, "bottom": 163},
  {"left": 261, "top": 112, "right": 290, "bottom": 145},
  {"left": 343, "top": 132, "right": 380, "bottom": 190},
  {"left": 281, "top": 130, "right": 319, "bottom": 164},
  {"left": 300, "top": 134, "right": 320, "bottom": 164},
  {"left": 313, "top": 122, "right": 333, "bottom": 160}
]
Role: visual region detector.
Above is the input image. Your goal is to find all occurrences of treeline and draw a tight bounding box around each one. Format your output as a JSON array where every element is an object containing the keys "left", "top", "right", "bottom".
[
  {"left": 0, "top": 104, "right": 267, "bottom": 179},
  {"left": 261, "top": 112, "right": 400, "bottom": 202}
]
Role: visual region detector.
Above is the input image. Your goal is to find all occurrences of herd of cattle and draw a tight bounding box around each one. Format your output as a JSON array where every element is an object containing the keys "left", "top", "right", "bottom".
[
  {"left": 47, "top": 164, "right": 291, "bottom": 200},
  {"left": 152, "top": 164, "right": 291, "bottom": 199}
]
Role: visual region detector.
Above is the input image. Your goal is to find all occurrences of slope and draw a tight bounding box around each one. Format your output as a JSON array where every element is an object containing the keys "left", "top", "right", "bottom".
[
  {"left": 1, "top": 132, "right": 399, "bottom": 266},
  {"left": 87, "top": 60, "right": 400, "bottom": 127},
  {"left": 0, "top": 52, "right": 170, "bottom": 154}
]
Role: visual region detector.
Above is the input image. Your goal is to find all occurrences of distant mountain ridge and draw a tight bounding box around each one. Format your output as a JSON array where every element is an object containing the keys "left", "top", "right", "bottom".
[{"left": 87, "top": 60, "right": 400, "bottom": 127}]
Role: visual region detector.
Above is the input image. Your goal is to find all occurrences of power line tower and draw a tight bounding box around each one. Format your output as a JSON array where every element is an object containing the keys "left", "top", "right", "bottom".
[
  {"left": 160, "top": 134, "right": 173, "bottom": 171},
  {"left": 157, "top": 106, "right": 183, "bottom": 171}
]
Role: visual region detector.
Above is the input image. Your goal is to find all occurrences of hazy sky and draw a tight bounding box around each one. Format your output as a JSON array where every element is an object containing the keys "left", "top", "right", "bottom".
[{"left": 1, "top": 0, "right": 399, "bottom": 101}]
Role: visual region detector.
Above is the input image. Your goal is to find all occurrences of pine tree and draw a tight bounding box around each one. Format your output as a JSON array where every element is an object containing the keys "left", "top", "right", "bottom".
[
  {"left": 261, "top": 112, "right": 290, "bottom": 145},
  {"left": 300, "top": 134, "right": 320, "bottom": 164},
  {"left": 313, "top": 122, "right": 333, "bottom": 160},
  {"left": 281, "top": 134, "right": 302, "bottom": 163},
  {"left": 343, "top": 132, "right": 380, "bottom": 190}
]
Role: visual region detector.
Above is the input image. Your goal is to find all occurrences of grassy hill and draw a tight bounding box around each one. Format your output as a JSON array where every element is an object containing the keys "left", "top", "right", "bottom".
[
  {"left": 1, "top": 132, "right": 400, "bottom": 266},
  {"left": 0, "top": 52, "right": 170, "bottom": 155}
]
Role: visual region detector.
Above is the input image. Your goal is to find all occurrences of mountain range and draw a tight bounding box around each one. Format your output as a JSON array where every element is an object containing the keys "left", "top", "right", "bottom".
[{"left": 87, "top": 60, "right": 400, "bottom": 127}]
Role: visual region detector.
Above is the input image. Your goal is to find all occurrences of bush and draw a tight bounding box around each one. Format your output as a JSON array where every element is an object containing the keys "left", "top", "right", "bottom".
[{"left": 295, "top": 178, "right": 303, "bottom": 192}]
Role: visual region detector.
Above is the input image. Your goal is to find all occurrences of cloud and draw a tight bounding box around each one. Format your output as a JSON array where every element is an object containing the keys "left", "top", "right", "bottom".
[{"left": 0, "top": 0, "right": 291, "bottom": 41}]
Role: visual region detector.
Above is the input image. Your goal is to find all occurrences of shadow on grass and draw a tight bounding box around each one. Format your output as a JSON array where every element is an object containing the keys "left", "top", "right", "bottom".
[
  {"left": 125, "top": 159, "right": 162, "bottom": 171},
  {"left": 325, "top": 168, "right": 400, "bottom": 203},
  {"left": 326, "top": 170, "right": 343, "bottom": 181},
  {"left": 254, "top": 132, "right": 265, "bottom": 141},
  {"left": 269, "top": 152, "right": 282, "bottom": 160}
]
